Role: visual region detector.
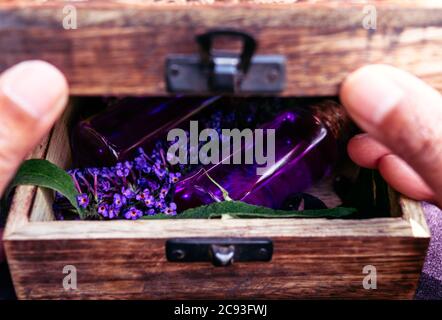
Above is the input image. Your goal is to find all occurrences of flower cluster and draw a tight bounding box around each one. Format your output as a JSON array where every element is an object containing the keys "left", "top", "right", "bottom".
[{"left": 54, "top": 148, "right": 180, "bottom": 220}]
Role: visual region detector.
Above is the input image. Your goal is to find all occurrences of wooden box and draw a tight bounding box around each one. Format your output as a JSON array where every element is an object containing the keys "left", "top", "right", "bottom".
[{"left": 2, "top": 0, "right": 439, "bottom": 299}]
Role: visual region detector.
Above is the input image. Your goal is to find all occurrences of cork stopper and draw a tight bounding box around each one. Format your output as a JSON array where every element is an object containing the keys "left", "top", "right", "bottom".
[{"left": 310, "top": 100, "right": 354, "bottom": 142}]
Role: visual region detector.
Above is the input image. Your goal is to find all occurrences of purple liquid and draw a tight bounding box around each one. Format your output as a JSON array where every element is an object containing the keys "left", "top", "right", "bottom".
[
  {"left": 71, "top": 96, "right": 220, "bottom": 167},
  {"left": 174, "top": 109, "right": 337, "bottom": 210}
]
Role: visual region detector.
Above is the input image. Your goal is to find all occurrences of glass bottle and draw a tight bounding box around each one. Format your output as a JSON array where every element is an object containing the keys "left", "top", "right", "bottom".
[
  {"left": 173, "top": 101, "right": 348, "bottom": 210},
  {"left": 71, "top": 96, "right": 221, "bottom": 167}
]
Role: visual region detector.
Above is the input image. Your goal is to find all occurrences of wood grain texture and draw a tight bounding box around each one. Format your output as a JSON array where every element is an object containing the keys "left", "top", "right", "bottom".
[
  {"left": 1, "top": 1, "right": 442, "bottom": 96},
  {"left": 4, "top": 236, "right": 428, "bottom": 299},
  {"left": 4, "top": 217, "right": 418, "bottom": 240},
  {"left": 3, "top": 132, "right": 51, "bottom": 237},
  {"left": 400, "top": 196, "right": 431, "bottom": 237},
  {"left": 30, "top": 103, "right": 74, "bottom": 222}
]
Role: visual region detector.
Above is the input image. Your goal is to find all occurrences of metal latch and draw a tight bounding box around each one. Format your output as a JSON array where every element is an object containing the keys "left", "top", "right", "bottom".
[
  {"left": 166, "top": 29, "right": 285, "bottom": 94},
  {"left": 166, "top": 238, "right": 273, "bottom": 267}
]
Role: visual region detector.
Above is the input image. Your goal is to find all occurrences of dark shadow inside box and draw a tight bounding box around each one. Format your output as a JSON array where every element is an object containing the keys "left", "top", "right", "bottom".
[{"left": 36, "top": 96, "right": 399, "bottom": 221}]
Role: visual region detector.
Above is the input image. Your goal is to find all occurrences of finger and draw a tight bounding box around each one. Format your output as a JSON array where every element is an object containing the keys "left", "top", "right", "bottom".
[
  {"left": 378, "top": 154, "right": 435, "bottom": 202},
  {"left": 340, "top": 64, "right": 442, "bottom": 204},
  {"left": 0, "top": 60, "right": 68, "bottom": 195},
  {"left": 347, "top": 133, "right": 391, "bottom": 168},
  {"left": 348, "top": 133, "right": 434, "bottom": 201}
]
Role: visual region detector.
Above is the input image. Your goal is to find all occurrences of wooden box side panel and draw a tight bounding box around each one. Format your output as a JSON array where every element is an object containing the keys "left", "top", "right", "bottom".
[
  {"left": 1, "top": 2, "right": 442, "bottom": 96},
  {"left": 5, "top": 235, "right": 428, "bottom": 300}
]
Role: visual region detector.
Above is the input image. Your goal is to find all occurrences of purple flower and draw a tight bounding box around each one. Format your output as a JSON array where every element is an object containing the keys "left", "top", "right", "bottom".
[
  {"left": 147, "top": 180, "right": 160, "bottom": 191},
  {"left": 100, "top": 180, "right": 111, "bottom": 192},
  {"left": 143, "top": 195, "right": 155, "bottom": 208},
  {"left": 122, "top": 186, "right": 136, "bottom": 199},
  {"left": 76, "top": 193, "right": 89, "bottom": 208},
  {"left": 58, "top": 147, "right": 189, "bottom": 220},
  {"left": 169, "top": 172, "right": 181, "bottom": 184},
  {"left": 159, "top": 186, "right": 170, "bottom": 199},
  {"left": 154, "top": 162, "right": 167, "bottom": 180},
  {"left": 148, "top": 180, "right": 160, "bottom": 191},
  {"left": 124, "top": 207, "right": 143, "bottom": 220},
  {"left": 96, "top": 192, "right": 104, "bottom": 202},
  {"left": 97, "top": 203, "right": 109, "bottom": 217},
  {"left": 155, "top": 199, "right": 166, "bottom": 210},
  {"left": 136, "top": 189, "right": 150, "bottom": 201},
  {"left": 116, "top": 162, "right": 130, "bottom": 177},
  {"left": 163, "top": 202, "right": 177, "bottom": 216},
  {"left": 134, "top": 156, "right": 151, "bottom": 173},
  {"left": 101, "top": 167, "right": 115, "bottom": 179},
  {"left": 113, "top": 193, "right": 126, "bottom": 208},
  {"left": 108, "top": 206, "right": 119, "bottom": 219},
  {"left": 124, "top": 161, "right": 133, "bottom": 170}
]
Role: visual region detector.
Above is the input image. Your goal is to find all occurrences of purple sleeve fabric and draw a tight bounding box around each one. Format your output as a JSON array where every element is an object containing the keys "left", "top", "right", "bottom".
[{"left": 415, "top": 202, "right": 442, "bottom": 299}]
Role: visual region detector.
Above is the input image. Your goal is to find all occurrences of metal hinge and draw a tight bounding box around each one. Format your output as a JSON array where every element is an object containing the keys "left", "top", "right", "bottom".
[
  {"left": 166, "top": 29, "right": 286, "bottom": 94},
  {"left": 166, "top": 238, "right": 273, "bottom": 267}
]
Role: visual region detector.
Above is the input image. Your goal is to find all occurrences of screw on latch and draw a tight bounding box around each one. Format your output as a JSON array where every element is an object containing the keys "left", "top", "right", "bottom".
[
  {"left": 258, "top": 247, "right": 269, "bottom": 258},
  {"left": 171, "top": 249, "right": 186, "bottom": 260},
  {"left": 210, "top": 244, "right": 235, "bottom": 267},
  {"left": 266, "top": 67, "right": 280, "bottom": 83},
  {"left": 169, "top": 64, "right": 180, "bottom": 77}
]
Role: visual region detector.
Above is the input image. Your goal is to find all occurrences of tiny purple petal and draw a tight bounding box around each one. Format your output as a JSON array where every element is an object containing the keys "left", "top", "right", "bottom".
[
  {"left": 100, "top": 180, "right": 111, "bottom": 192},
  {"left": 169, "top": 172, "right": 181, "bottom": 184},
  {"left": 136, "top": 189, "right": 150, "bottom": 201},
  {"left": 122, "top": 186, "right": 136, "bottom": 199},
  {"left": 76, "top": 193, "right": 89, "bottom": 208},
  {"left": 155, "top": 200, "right": 165, "bottom": 210},
  {"left": 159, "top": 186, "right": 169, "bottom": 199},
  {"left": 113, "top": 193, "right": 126, "bottom": 208},
  {"left": 124, "top": 207, "right": 143, "bottom": 220},
  {"left": 108, "top": 206, "right": 119, "bottom": 219},
  {"left": 97, "top": 203, "right": 109, "bottom": 217},
  {"left": 144, "top": 195, "right": 155, "bottom": 208},
  {"left": 163, "top": 202, "right": 177, "bottom": 216},
  {"left": 116, "top": 162, "right": 130, "bottom": 177}
]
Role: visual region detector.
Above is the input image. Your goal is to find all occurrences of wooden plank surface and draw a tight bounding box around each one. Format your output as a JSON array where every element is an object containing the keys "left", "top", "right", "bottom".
[
  {"left": 0, "top": 1, "right": 442, "bottom": 96},
  {"left": 4, "top": 217, "right": 419, "bottom": 240},
  {"left": 5, "top": 235, "right": 428, "bottom": 299}
]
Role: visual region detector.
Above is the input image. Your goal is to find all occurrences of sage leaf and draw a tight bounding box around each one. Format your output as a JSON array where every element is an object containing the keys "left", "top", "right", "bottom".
[
  {"left": 5, "top": 159, "right": 84, "bottom": 218},
  {"left": 141, "top": 200, "right": 356, "bottom": 219}
]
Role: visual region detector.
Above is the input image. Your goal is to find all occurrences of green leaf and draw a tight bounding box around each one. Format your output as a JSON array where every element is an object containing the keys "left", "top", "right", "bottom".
[
  {"left": 141, "top": 201, "right": 356, "bottom": 219},
  {"left": 4, "top": 159, "right": 84, "bottom": 218}
]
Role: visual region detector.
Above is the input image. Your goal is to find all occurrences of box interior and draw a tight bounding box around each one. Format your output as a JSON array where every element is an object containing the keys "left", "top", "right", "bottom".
[{"left": 29, "top": 96, "right": 403, "bottom": 222}]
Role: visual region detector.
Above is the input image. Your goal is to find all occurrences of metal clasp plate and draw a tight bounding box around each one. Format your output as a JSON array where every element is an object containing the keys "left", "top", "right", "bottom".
[
  {"left": 166, "top": 29, "right": 285, "bottom": 94},
  {"left": 166, "top": 238, "right": 273, "bottom": 267}
]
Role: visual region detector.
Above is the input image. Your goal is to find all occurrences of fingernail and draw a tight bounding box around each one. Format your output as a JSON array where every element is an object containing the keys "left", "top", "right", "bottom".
[
  {"left": 343, "top": 68, "right": 404, "bottom": 125},
  {"left": 0, "top": 60, "right": 67, "bottom": 118}
]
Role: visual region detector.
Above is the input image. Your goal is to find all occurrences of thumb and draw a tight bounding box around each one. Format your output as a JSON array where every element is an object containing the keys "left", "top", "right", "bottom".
[
  {"left": 0, "top": 60, "right": 68, "bottom": 195},
  {"left": 340, "top": 64, "right": 442, "bottom": 204}
]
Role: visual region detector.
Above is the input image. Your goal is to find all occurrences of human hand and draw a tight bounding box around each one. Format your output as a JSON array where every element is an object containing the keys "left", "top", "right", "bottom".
[
  {"left": 0, "top": 60, "right": 68, "bottom": 262},
  {"left": 341, "top": 64, "right": 442, "bottom": 207}
]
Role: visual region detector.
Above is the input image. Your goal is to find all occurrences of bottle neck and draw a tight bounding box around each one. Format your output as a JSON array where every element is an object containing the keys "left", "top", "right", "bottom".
[{"left": 310, "top": 100, "right": 353, "bottom": 142}]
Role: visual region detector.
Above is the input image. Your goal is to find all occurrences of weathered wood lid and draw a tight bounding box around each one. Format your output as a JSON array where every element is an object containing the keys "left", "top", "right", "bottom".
[{"left": 1, "top": 1, "right": 442, "bottom": 96}]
